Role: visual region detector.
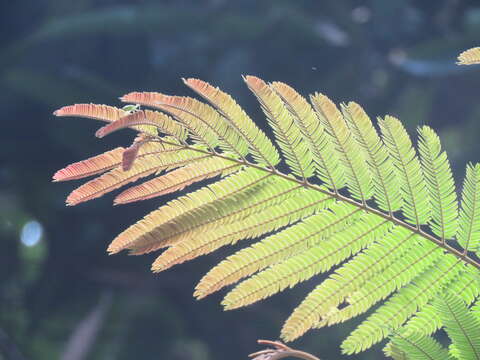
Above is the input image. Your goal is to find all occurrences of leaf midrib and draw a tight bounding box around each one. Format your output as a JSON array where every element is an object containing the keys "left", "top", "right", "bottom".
[
  {"left": 442, "top": 294, "right": 480, "bottom": 360},
  {"left": 393, "top": 333, "right": 442, "bottom": 360},
  {"left": 149, "top": 138, "right": 480, "bottom": 271}
]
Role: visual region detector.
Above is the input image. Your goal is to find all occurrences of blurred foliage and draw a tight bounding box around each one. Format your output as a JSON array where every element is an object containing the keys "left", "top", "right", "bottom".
[{"left": 1, "top": 0, "right": 480, "bottom": 359}]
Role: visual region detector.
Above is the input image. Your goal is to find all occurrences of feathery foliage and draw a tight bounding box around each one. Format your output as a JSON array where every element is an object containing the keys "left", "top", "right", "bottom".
[
  {"left": 457, "top": 47, "right": 480, "bottom": 65},
  {"left": 53, "top": 48, "right": 480, "bottom": 355},
  {"left": 389, "top": 291, "right": 480, "bottom": 360}
]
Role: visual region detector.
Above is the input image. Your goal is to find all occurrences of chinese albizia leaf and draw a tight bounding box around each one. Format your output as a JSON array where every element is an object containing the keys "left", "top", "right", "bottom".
[
  {"left": 65, "top": 148, "right": 208, "bottom": 206},
  {"left": 95, "top": 109, "right": 188, "bottom": 142},
  {"left": 183, "top": 78, "right": 280, "bottom": 167},
  {"left": 324, "top": 240, "right": 443, "bottom": 328},
  {"left": 54, "top": 72, "right": 480, "bottom": 355},
  {"left": 379, "top": 115, "right": 430, "bottom": 227},
  {"left": 151, "top": 190, "right": 333, "bottom": 272},
  {"left": 281, "top": 227, "right": 418, "bottom": 341},
  {"left": 434, "top": 291, "right": 480, "bottom": 360},
  {"left": 457, "top": 164, "right": 480, "bottom": 252},
  {"left": 244, "top": 76, "right": 314, "bottom": 179},
  {"left": 54, "top": 103, "right": 156, "bottom": 134},
  {"left": 418, "top": 126, "right": 458, "bottom": 240},
  {"left": 130, "top": 176, "right": 302, "bottom": 256},
  {"left": 392, "top": 268, "right": 480, "bottom": 341},
  {"left": 223, "top": 213, "right": 391, "bottom": 310},
  {"left": 389, "top": 330, "right": 453, "bottom": 360},
  {"left": 310, "top": 93, "right": 373, "bottom": 203},
  {"left": 114, "top": 157, "right": 241, "bottom": 204},
  {"left": 342, "top": 102, "right": 402, "bottom": 213},
  {"left": 458, "top": 47, "right": 480, "bottom": 65},
  {"left": 107, "top": 168, "right": 274, "bottom": 254},
  {"left": 341, "top": 257, "right": 464, "bottom": 354},
  {"left": 53, "top": 147, "right": 125, "bottom": 182},
  {"left": 271, "top": 81, "right": 345, "bottom": 191},
  {"left": 120, "top": 92, "right": 222, "bottom": 150},
  {"left": 194, "top": 203, "right": 361, "bottom": 299}
]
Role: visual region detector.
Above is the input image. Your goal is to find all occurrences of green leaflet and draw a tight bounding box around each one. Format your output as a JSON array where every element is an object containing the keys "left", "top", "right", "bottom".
[
  {"left": 379, "top": 116, "right": 430, "bottom": 227},
  {"left": 271, "top": 82, "right": 344, "bottom": 191},
  {"left": 389, "top": 331, "right": 454, "bottom": 360},
  {"left": 195, "top": 202, "right": 361, "bottom": 299},
  {"left": 311, "top": 93, "right": 373, "bottom": 203},
  {"left": 418, "top": 126, "right": 458, "bottom": 240},
  {"left": 342, "top": 257, "right": 465, "bottom": 354},
  {"left": 434, "top": 292, "right": 480, "bottom": 359},
  {"left": 151, "top": 190, "right": 333, "bottom": 272},
  {"left": 282, "top": 227, "right": 417, "bottom": 341},
  {"left": 326, "top": 239, "right": 443, "bottom": 328},
  {"left": 397, "top": 268, "right": 480, "bottom": 338},
  {"left": 342, "top": 102, "right": 402, "bottom": 213},
  {"left": 245, "top": 76, "right": 314, "bottom": 179},
  {"left": 221, "top": 204, "right": 386, "bottom": 310},
  {"left": 387, "top": 288, "right": 480, "bottom": 360},
  {"left": 457, "top": 163, "right": 480, "bottom": 252},
  {"left": 183, "top": 78, "right": 280, "bottom": 167}
]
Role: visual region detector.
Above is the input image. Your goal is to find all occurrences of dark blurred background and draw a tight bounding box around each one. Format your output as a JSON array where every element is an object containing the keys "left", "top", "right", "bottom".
[{"left": 1, "top": 1, "right": 480, "bottom": 359}]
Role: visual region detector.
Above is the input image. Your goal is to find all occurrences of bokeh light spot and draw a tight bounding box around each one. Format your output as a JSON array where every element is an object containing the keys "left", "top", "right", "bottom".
[{"left": 20, "top": 220, "right": 43, "bottom": 247}]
